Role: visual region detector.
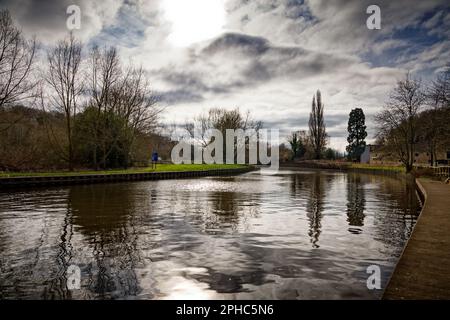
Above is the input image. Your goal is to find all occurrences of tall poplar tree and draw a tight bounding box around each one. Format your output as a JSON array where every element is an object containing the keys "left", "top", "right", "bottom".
[{"left": 308, "top": 90, "right": 327, "bottom": 159}]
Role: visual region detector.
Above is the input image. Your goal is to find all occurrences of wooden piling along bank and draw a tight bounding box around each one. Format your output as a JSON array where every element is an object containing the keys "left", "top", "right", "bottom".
[{"left": 0, "top": 167, "right": 256, "bottom": 189}]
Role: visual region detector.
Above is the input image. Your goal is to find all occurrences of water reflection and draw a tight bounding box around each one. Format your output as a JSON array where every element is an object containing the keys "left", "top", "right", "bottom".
[
  {"left": 43, "top": 203, "right": 74, "bottom": 300},
  {"left": 305, "top": 173, "right": 326, "bottom": 248},
  {"left": 205, "top": 190, "right": 240, "bottom": 231},
  {"left": 0, "top": 171, "right": 420, "bottom": 299},
  {"left": 69, "top": 185, "right": 143, "bottom": 299},
  {"left": 289, "top": 172, "right": 335, "bottom": 248},
  {"left": 346, "top": 174, "right": 366, "bottom": 232},
  {"left": 371, "top": 175, "right": 419, "bottom": 247}
]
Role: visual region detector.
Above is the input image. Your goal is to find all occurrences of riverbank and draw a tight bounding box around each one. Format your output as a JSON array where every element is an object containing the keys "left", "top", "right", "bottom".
[
  {"left": 280, "top": 161, "right": 405, "bottom": 175},
  {"left": 383, "top": 178, "right": 450, "bottom": 299},
  {"left": 0, "top": 164, "right": 255, "bottom": 189}
]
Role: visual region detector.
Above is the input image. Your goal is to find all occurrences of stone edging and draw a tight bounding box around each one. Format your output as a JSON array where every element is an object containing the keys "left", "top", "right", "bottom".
[{"left": 0, "top": 167, "right": 256, "bottom": 189}]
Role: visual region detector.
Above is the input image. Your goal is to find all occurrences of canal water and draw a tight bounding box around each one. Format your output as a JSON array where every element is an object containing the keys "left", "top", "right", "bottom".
[{"left": 0, "top": 170, "right": 420, "bottom": 299}]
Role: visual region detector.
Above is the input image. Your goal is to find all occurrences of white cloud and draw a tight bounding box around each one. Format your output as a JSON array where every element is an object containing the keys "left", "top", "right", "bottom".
[
  {"left": 1, "top": 0, "right": 448, "bottom": 150},
  {"left": 162, "top": 0, "right": 226, "bottom": 47}
]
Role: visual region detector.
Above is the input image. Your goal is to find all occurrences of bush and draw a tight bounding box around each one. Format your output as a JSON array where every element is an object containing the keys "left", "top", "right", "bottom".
[{"left": 73, "top": 107, "right": 133, "bottom": 169}]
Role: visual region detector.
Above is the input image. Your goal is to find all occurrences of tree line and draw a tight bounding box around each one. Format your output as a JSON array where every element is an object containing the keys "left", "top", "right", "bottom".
[
  {"left": 286, "top": 67, "right": 450, "bottom": 171},
  {"left": 375, "top": 70, "right": 450, "bottom": 172},
  {"left": 0, "top": 9, "right": 165, "bottom": 171},
  {"left": 1, "top": 7, "right": 449, "bottom": 172},
  {"left": 287, "top": 90, "right": 342, "bottom": 161}
]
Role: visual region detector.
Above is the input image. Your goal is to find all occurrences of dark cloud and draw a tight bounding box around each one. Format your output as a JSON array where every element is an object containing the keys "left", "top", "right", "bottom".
[
  {"left": 262, "top": 114, "right": 349, "bottom": 131},
  {"left": 202, "top": 32, "right": 270, "bottom": 56},
  {"left": 156, "top": 89, "right": 204, "bottom": 105},
  {"left": 161, "top": 71, "right": 213, "bottom": 93},
  {"left": 0, "top": 0, "right": 123, "bottom": 42},
  {"left": 155, "top": 32, "right": 359, "bottom": 106},
  {"left": 1, "top": 0, "right": 68, "bottom": 28}
]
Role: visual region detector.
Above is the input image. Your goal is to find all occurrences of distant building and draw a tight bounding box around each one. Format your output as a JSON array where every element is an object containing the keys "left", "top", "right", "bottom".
[
  {"left": 360, "top": 144, "right": 450, "bottom": 166},
  {"left": 360, "top": 145, "right": 381, "bottom": 164}
]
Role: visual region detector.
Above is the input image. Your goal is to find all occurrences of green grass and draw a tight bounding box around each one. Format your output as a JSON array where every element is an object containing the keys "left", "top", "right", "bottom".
[
  {"left": 350, "top": 163, "right": 406, "bottom": 172},
  {"left": 0, "top": 164, "right": 249, "bottom": 178}
]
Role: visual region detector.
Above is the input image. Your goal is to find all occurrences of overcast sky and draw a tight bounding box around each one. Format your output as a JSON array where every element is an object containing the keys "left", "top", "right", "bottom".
[{"left": 1, "top": 0, "right": 449, "bottom": 150}]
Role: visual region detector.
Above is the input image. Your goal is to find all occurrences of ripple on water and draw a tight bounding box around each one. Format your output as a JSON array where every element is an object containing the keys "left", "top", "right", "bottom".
[{"left": 0, "top": 171, "right": 420, "bottom": 299}]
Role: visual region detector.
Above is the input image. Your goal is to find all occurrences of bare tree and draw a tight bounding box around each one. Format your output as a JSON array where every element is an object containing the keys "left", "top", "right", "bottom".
[
  {"left": 0, "top": 9, "right": 37, "bottom": 107},
  {"left": 308, "top": 90, "right": 327, "bottom": 159},
  {"left": 191, "top": 108, "right": 261, "bottom": 145},
  {"left": 110, "top": 66, "right": 162, "bottom": 165},
  {"left": 420, "top": 66, "right": 450, "bottom": 165},
  {"left": 112, "top": 66, "right": 161, "bottom": 134},
  {"left": 375, "top": 74, "right": 425, "bottom": 172},
  {"left": 417, "top": 109, "right": 441, "bottom": 166},
  {"left": 430, "top": 65, "right": 450, "bottom": 108},
  {"left": 89, "top": 46, "right": 121, "bottom": 112},
  {"left": 44, "top": 34, "right": 83, "bottom": 171},
  {"left": 185, "top": 108, "right": 261, "bottom": 163},
  {"left": 81, "top": 47, "right": 161, "bottom": 168},
  {"left": 85, "top": 46, "right": 121, "bottom": 168}
]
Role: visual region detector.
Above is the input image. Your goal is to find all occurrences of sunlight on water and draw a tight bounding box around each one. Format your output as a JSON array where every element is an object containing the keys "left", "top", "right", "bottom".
[{"left": 0, "top": 171, "right": 420, "bottom": 299}]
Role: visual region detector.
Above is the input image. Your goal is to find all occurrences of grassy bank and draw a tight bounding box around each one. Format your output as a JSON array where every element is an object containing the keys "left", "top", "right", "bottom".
[
  {"left": 280, "top": 160, "right": 406, "bottom": 173},
  {"left": 349, "top": 163, "right": 405, "bottom": 173},
  {"left": 0, "top": 164, "right": 249, "bottom": 178}
]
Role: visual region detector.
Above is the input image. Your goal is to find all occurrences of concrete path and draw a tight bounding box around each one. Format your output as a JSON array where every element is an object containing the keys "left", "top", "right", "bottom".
[{"left": 384, "top": 178, "right": 450, "bottom": 299}]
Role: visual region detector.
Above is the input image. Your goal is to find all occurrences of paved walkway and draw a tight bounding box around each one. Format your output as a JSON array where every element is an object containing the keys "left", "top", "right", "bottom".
[{"left": 384, "top": 178, "right": 450, "bottom": 299}]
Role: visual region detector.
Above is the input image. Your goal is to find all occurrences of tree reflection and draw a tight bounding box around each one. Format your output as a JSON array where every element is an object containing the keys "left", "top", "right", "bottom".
[
  {"left": 290, "top": 173, "right": 307, "bottom": 197},
  {"left": 0, "top": 172, "right": 422, "bottom": 299},
  {"left": 305, "top": 173, "right": 328, "bottom": 248},
  {"left": 372, "top": 176, "right": 420, "bottom": 247},
  {"left": 211, "top": 191, "right": 239, "bottom": 217},
  {"left": 346, "top": 173, "right": 366, "bottom": 229},
  {"left": 43, "top": 204, "right": 74, "bottom": 299},
  {"left": 185, "top": 177, "right": 261, "bottom": 233},
  {"left": 65, "top": 184, "right": 143, "bottom": 299}
]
